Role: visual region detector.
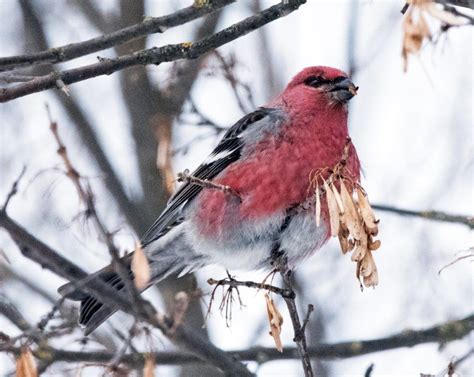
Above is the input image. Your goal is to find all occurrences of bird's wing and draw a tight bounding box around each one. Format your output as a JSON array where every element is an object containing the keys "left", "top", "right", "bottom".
[{"left": 140, "top": 107, "right": 273, "bottom": 247}]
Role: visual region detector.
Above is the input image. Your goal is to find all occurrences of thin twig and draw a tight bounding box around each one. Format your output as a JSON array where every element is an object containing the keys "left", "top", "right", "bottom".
[
  {"left": 1, "top": 166, "right": 27, "bottom": 212},
  {"left": 372, "top": 204, "right": 474, "bottom": 229},
  {"left": 300, "top": 304, "right": 314, "bottom": 335},
  {"left": 364, "top": 363, "right": 375, "bottom": 377},
  {"left": 109, "top": 322, "right": 138, "bottom": 369},
  {"left": 177, "top": 169, "right": 241, "bottom": 200},
  {"left": 207, "top": 277, "right": 295, "bottom": 299},
  {"left": 211, "top": 51, "right": 256, "bottom": 113},
  {"left": 438, "top": 248, "right": 474, "bottom": 274},
  {"left": 46, "top": 107, "right": 142, "bottom": 313}
]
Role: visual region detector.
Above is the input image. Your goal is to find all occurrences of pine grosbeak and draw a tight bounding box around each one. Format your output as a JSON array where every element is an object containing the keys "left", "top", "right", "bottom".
[{"left": 59, "top": 66, "right": 361, "bottom": 334}]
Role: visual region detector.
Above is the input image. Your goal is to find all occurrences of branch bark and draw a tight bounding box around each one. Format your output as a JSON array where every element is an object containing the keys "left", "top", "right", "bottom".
[
  {"left": 0, "top": 0, "right": 307, "bottom": 103},
  {"left": 372, "top": 204, "right": 474, "bottom": 229},
  {"left": 3, "top": 313, "right": 471, "bottom": 366},
  {"left": 0, "top": 0, "right": 235, "bottom": 71},
  {"left": 0, "top": 211, "right": 254, "bottom": 377}
]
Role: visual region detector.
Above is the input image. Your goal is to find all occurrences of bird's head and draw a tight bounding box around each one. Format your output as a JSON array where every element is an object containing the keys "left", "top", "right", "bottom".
[{"left": 281, "top": 66, "right": 358, "bottom": 108}]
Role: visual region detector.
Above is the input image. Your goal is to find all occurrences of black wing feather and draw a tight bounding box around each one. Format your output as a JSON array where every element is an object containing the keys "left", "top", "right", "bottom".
[{"left": 140, "top": 108, "right": 271, "bottom": 246}]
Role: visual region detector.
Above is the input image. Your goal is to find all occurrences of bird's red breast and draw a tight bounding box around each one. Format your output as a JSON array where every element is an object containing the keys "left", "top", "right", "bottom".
[{"left": 193, "top": 96, "right": 360, "bottom": 237}]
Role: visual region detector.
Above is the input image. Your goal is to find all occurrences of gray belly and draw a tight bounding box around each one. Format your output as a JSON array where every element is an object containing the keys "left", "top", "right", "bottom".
[{"left": 184, "top": 208, "right": 328, "bottom": 271}]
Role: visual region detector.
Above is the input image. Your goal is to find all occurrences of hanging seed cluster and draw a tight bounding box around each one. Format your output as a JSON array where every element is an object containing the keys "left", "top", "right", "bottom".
[{"left": 312, "top": 140, "right": 381, "bottom": 289}]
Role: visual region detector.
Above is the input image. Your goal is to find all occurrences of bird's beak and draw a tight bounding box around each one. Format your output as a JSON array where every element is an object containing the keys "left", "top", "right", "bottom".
[{"left": 329, "top": 78, "right": 359, "bottom": 103}]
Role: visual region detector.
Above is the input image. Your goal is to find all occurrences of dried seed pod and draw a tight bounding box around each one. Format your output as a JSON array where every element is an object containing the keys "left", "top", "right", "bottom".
[
  {"left": 359, "top": 250, "right": 376, "bottom": 278},
  {"left": 351, "top": 236, "right": 368, "bottom": 262},
  {"left": 340, "top": 180, "right": 364, "bottom": 240},
  {"left": 348, "top": 238, "right": 356, "bottom": 252},
  {"left": 315, "top": 183, "right": 321, "bottom": 227},
  {"left": 16, "top": 347, "right": 37, "bottom": 377},
  {"left": 143, "top": 354, "right": 155, "bottom": 377},
  {"left": 265, "top": 293, "right": 284, "bottom": 352},
  {"left": 323, "top": 178, "right": 340, "bottom": 237},
  {"left": 356, "top": 187, "right": 378, "bottom": 236},
  {"left": 338, "top": 227, "right": 350, "bottom": 254},
  {"left": 340, "top": 220, "right": 350, "bottom": 238},
  {"left": 368, "top": 239, "right": 381, "bottom": 251},
  {"left": 132, "top": 241, "right": 151, "bottom": 290},
  {"left": 331, "top": 182, "right": 344, "bottom": 214},
  {"left": 356, "top": 260, "right": 362, "bottom": 281},
  {"left": 364, "top": 267, "right": 379, "bottom": 287}
]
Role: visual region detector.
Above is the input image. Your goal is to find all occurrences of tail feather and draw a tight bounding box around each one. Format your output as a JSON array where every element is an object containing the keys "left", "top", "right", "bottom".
[
  {"left": 58, "top": 262, "right": 132, "bottom": 335},
  {"left": 59, "top": 231, "right": 203, "bottom": 334}
]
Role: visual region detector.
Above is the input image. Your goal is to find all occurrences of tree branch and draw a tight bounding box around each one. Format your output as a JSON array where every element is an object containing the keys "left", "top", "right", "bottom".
[
  {"left": 271, "top": 252, "right": 314, "bottom": 377},
  {"left": 0, "top": 0, "right": 235, "bottom": 72},
  {"left": 0, "top": 211, "right": 254, "bottom": 376},
  {"left": 0, "top": 0, "right": 306, "bottom": 103},
  {"left": 207, "top": 277, "right": 295, "bottom": 299},
  {"left": 372, "top": 204, "right": 474, "bottom": 229},
  {"left": 0, "top": 294, "right": 32, "bottom": 332},
  {"left": 3, "top": 313, "right": 471, "bottom": 366}
]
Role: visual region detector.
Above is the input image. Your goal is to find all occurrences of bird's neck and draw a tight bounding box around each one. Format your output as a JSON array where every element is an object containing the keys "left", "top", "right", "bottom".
[{"left": 273, "top": 93, "right": 359, "bottom": 183}]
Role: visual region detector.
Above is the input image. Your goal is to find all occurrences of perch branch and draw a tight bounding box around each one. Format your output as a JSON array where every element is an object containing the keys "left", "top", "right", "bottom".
[
  {"left": 0, "top": 211, "right": 254, "bottom": 376},
  {"left": 0, "top": 0, "right": 235, "bottom": 71},
  {"left": 271, "top": 252, "right": 314, "bottom": 377},
  {"left": 0, "top": 0, "right": 306, "bottom": 102},
  {"left": 372, "top": 204, "right": 474, "bottom": 229},
  {"left": 2, "top": 313, "right": 471, "bottom": 366}
]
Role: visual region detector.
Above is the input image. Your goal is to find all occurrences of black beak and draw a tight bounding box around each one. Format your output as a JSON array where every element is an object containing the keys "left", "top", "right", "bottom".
[{"left": 329, "top": 78, "right": 358, "bottom": 103}]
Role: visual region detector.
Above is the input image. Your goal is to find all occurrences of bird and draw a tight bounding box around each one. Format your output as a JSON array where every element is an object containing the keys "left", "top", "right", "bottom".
[{"left": 58, "top": 66, "right": 361, "bottom": 335}]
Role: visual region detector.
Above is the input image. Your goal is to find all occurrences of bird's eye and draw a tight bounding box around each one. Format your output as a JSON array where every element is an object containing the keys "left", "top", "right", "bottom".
[{"left": 304, "top": 76, "right": 325, "bottom": 88}]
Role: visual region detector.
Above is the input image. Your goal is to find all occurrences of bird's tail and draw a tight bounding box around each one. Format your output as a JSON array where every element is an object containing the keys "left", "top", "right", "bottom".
[
  {"left": 59, "top": 229, "right": 203, "bottom": 335},
  {"left": 57, "top": 256, "right": 136, "bottom": 335},
  {"left": 58, "top": 253, "right": 192, "bottom": 335}
]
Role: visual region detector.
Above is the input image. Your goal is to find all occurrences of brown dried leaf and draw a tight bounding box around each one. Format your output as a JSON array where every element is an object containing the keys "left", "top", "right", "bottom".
[
  {"left": 340, "top": 180, "right": 364, "bottom": 240},
  {"left": 323, "top": 179, "right": 340, "bottom": 237},
  {"left": 143, "top": 354, "right": 155, "bottom": 377},
  {"left": 16, "top": 347, "right": 37, "bottom": 377},
  {"left": 131, "top": 242, "right": 151, "bottom": 290},
  {"left": 356, "top": 187, "right": 378, "bottom": 236},
  {"left": 265, "top": 293, "right": 284, "bottom": 352},
  {"left": 315, "top": 183, "right": 321, "bottom": 227}
]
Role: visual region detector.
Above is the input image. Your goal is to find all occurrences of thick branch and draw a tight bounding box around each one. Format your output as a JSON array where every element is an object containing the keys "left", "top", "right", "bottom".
[
  {"left": 372, "top": 204, "right": 474, "bottom": 229},
  {"left": 0, "top": 0, "right": 306, "bottom": 102},
  {"left": 0, "top": 295, "right": 32, "bottom": 332},
  {"left": 3, "top": 313, "right": 471, "bottom": 366},
  {"left": 0, "top": 211, "right": 254, "bottom": 376},
  {"left": 0, "top": 0, "right": 235, "bottom": 71}
]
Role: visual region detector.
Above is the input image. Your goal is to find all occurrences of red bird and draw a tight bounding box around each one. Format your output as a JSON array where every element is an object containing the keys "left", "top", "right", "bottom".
[{"left": 59, "top": 66, "right": 361, "bottom": 334}]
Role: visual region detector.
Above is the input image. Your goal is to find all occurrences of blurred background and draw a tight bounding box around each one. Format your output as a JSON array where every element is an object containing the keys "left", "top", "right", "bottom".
[{"left": 0, "top": 0, "right": 473, "bottom": 376}]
